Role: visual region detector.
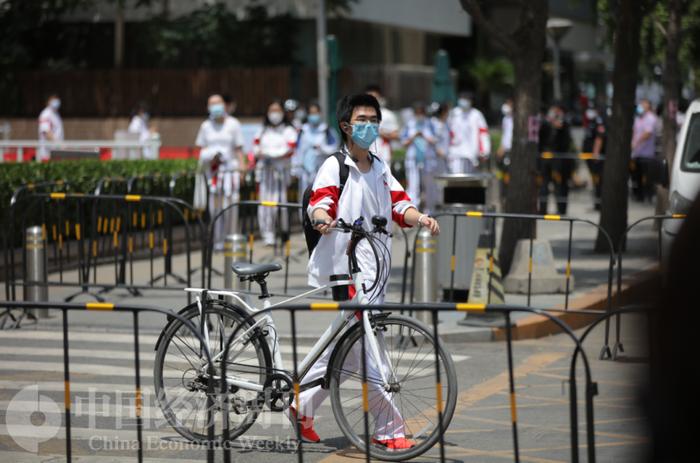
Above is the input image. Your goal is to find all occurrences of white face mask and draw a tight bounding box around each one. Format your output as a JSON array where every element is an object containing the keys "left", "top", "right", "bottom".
[
  {"left": 50, "top": 99, "right": 61, "bottom": 110},
  {"left": 458, "top": 98, "right": 472, "bottom": 110},
  {"left": 585, "top": 109, "right": 597, "bottom": 120},
  {"left": 501, "top": 103, "right": 512, "bottom": 116},
  {"left": 268, "top": 111, "right": 284, "bottom": 125}
]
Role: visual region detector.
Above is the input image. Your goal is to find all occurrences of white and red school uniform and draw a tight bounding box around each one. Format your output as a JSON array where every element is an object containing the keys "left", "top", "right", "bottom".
[
  {"left": 195, "top": 116, "right": 244, "bottom": 244},
  {"left": 37, "top": 106, "right": 64, "bottom": 161},
  {"left": 299, "top": 146, "right": 415, "bottom": 439},
  {"left": 253, "top": 123, "right": 298, "bottom": 245},
  {"left": 447, "top": 107, "right": 491, "bottom": 173}
]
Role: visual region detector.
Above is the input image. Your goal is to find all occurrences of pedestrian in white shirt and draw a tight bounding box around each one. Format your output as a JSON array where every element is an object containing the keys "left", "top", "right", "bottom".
[
  {"left": 195, "top": 94, "right": 245, "bottom": 247},
  {"left": 37, "top": 94, "right": 64, "bottom": 162},
  {"left": 430, "top": 102, "right": 451, "bottom": 175},
  {"left": 294, "top": 102, "right": 339, "bottom": 196},
  {"left": 293, "top": 93, "right": 440, "bottom": 449},
  {"left": 496, "top": 98, "right": 514, "bottom": 203},
  {"left": 127, "top": 102, "right": 156, "bottom": 159},
  {"left": 253, "top": 100, "right": 298, "bottom": 246},
  {"left": 401, "top": 102, "right": 438, "bottom": 212},
  {"left": 448, "top": 92, "right": 491, "bottom": 174},
  {"left": 365, "top": 85, "right": 400, "bottom": 167}
]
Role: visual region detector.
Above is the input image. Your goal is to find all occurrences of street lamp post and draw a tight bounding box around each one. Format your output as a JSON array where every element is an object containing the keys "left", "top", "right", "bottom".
[{"left": 547, "top": 18, "right": 573, "bottom": 102}]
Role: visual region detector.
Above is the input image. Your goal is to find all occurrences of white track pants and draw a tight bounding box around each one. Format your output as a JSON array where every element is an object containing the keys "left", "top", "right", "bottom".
[
  {"left": 257, "top": 160, "right": 289, "bottom": 245},
  {"left": 297, "top": 317, "right": 405, "bottom": 440}
]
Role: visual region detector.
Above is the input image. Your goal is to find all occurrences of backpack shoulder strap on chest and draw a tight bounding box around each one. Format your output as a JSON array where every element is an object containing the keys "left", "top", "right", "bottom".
[{"left": 331, "top": 151, "right": 350, "bottom": 191}]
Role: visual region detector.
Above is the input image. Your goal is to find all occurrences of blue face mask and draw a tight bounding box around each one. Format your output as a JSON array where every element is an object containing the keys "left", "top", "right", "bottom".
[
  {"left": 308, "top": 114, "right": 321, "bottom": 125},
  {"left": 636, "top": 104, "right": 644, "bottom": 116},
  {"left": 208, "top": 103, "right": 226, "bottom": 119},
  {"left": 350, "top": 122, "right": 379, "bottom": 149}
]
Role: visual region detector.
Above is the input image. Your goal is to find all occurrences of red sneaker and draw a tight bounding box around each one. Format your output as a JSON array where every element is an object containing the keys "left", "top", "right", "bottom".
[
  {"left": 371, "top": 436, "right": 417, "bottom": 450},
  {"left": 287, "top": 406, "right": 321, "bottom": 443}
]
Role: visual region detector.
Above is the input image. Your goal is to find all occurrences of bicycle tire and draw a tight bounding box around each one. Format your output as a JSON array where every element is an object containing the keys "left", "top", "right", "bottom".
[
  {"left": 328, "top": 314, "right": 457, "bottom": 461},
  {"left": 154, "top": 300, "right": 272, "bottom": 443}
]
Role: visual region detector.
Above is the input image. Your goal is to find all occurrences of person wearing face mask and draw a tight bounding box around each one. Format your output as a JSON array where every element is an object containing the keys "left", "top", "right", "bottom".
[
  {"left": 538, "top": 103, "right": 573, "bottom": 214},
  {"left": 194, "top": 94, "right": 245, "bottom": 247},
  {"left": 447, "top": 91, "right": 491, "bottom": 174},
  {"left": 429, "top": 102, "right": 451, "bottom": 176},
  {"left": 582, "top": 104, "right": 606, "bottom": 210},
  {"left": 631, "top": 98, "right": 658, "bottom": 202},
  {"left": 37, "top": 93, "right": 64, "bottom": 162},
  {"left": 294, "top": 93, "right": 439, "bottom": 449},
  {"left": 401, "top": 102, "right": 438, "bottom": 212},
  {"left": 496, "top": 98, "right": 514, "bottom": 205},
  {"left": 294, "top": 102, "right": 339, "bottom": 197},
  {"left": 253, "top": 100, "right": 298, "bottom": 246},
  {"left": 127, "top": 101, "right": 156, "bottom": 159},
  {"left": 284, "top": 98, "right": 304, "bottom": 131},
  {"left": 365, "top": 84, "right": 400, "bottom": 167}
]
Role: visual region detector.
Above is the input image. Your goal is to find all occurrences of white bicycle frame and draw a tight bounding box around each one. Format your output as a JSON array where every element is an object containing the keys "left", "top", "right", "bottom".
[{"left": 184, "top": 268, "right": 397, "bottom": 395}]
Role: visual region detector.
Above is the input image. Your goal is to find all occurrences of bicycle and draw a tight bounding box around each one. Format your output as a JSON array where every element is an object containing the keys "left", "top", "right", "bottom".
[{"left": 153, "top": 215, "right": 457, "bottom": 461}]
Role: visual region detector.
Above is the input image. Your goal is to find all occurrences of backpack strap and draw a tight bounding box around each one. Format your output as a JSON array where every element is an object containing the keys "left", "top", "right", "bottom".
[{"left": 331, "top": 151, "right": 350, "bottom": 192}]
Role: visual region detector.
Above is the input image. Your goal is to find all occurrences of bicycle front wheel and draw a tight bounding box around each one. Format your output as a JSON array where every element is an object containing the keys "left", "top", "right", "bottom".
[{"left": 328, "top": 314, "right": 457, "bottom": 461}]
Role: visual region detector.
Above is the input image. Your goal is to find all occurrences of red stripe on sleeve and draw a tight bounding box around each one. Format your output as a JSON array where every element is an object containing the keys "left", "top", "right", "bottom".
[
  {"left": 309, "top": 185, "right": 340, "bottom": 219},
  {"left": 390, "top": 190, "right": 411, "bottom": 206},
  {"left": 392, "top": 210, "right": 409, "bottom": 228}
]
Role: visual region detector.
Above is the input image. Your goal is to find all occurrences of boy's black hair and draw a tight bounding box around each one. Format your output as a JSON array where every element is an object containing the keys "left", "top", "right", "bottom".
[{"left": 336, "top": 94, "right": 382, "bottom": 143}]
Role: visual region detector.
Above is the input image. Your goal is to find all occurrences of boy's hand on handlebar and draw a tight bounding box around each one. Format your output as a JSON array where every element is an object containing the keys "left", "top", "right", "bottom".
[{"left": 316, "top": 219, "right": 337, "bottom": 234}]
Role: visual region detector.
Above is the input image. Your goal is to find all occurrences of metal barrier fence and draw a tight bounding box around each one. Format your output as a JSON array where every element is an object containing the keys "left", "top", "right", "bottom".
[
  {"left": 2, "top": 192, "right": 206, "bottom": 304},
  {"left": 204, "top": 200, "right": 414, "bottom": 299},
  {"left": 407, "top": 210, "right": 616, "bottom": 311},
  {"left": 0, "top": 300, "right": 216, "bottom": 463},
  {"left": 0, "top": 299, "right": 651, "bottom": 463},
  {"left": 600, "top": 214, "right": 686, "bottom": 360}
]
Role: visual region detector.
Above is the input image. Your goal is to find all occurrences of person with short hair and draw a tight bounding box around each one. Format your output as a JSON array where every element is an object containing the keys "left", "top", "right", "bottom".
[
  {"left": 631, "top": 98, "right": 658, "bottom": 202},
  {"left": 294, "top": 102, "right": 339, "bottom": 196},
  {"left": 37, "top": 93, "right": 64, "bottom": 162},
  {"left": 195, "top": 94, "right": 245, "bottom": 246},
  {"left": 292, "top": 93, "right": 439, "bottom": 449},
  {"left": 447, "top": 91, "right": 490, "bottom": 173},
  {"left": 401, "top": 101, "right": 437, "bottom": 212},
  {"left": 365, "top": 84, "right": 400, "bottom": 166}
]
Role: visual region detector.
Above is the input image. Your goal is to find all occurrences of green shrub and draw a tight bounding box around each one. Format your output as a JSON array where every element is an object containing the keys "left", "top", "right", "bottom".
[{"left": 0, "top": 160, "right": 198, "bottom": 244}]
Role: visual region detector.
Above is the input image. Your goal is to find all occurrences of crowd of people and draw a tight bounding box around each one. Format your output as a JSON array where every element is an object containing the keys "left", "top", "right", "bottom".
[
  {"left": 193, "top": 84, "right": 493, "bottom": 247},
  {"left": 35, "top": 87, "right": 675, "bottom": 246}
]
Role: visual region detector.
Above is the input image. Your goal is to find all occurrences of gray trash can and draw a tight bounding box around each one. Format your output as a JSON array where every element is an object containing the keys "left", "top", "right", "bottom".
[{"left": 435, "top": 173, "right": 492, "bottom": 301}]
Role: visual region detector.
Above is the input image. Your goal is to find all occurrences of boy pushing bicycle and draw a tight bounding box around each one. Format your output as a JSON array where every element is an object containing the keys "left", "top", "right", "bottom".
[{"left": 291, "top": 93, "right": 440, "bottom": 450}]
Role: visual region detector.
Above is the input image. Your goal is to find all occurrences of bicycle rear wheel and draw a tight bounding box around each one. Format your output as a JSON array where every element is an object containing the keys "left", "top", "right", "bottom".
[
  {"left": 154, "top": 300, "right": 272, "bottom": 443},
  {"left": 328, "top": 314, "right": 457, "bottom": 461}
]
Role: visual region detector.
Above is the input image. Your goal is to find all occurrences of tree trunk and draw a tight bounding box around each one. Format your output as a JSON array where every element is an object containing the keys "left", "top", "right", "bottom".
[
  {"left": 499, "top": 47, "right": 546, "bottom": 272},
  {"left": 595, "top": 0, "right": 645, "bottom": 253},
  {"left": 662, "top": 0, "right": 682, "bottom": 167},
  {"left": 458, "top": 0, "right": 549, "bottom": 273}
]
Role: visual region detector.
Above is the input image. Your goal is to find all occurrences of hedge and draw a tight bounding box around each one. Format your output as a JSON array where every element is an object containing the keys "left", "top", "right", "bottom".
[{"left": 0, "top": 160, "right": 198, "bottom": 243}]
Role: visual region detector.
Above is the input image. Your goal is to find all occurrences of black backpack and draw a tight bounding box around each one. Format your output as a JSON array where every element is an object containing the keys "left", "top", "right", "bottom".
[{"left": 302, "top": 151, "right": 349, "bottom": 256}]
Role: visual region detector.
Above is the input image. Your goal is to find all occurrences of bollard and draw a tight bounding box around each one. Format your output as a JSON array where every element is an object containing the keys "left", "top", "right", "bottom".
[
  {"left": 24, "top": 226, "right": 49, "bottom": 318},
  {"left": 413, "top": 227, "right": 438, "bottom": 324},
  {"left": 224, "top": 234, "right": 247, "bottom": 302}
]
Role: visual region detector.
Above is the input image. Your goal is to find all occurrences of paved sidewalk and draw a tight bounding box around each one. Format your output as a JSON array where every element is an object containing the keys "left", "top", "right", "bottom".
[{"left": 24, "top": 189, "right": 659, "bottom": 341}]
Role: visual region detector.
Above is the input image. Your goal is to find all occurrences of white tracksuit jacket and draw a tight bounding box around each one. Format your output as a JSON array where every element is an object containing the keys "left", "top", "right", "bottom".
[{"left": 306, "top": 147, "right": 414, "bottom": 289}]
